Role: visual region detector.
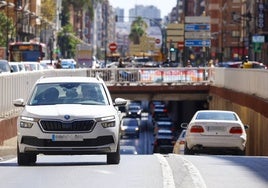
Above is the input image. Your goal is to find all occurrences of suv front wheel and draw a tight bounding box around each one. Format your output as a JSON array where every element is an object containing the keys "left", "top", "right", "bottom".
[
  {"left": 107, "top": 143, "right": 120, "bottom": 164},
  {"left": 17, "top": 144, "right": 37, "bottom": 166}
]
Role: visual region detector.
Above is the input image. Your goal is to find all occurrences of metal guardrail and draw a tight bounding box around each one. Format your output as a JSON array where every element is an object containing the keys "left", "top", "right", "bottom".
[{"left": 0, "top": 67, "right": 212, "bottom": 118}]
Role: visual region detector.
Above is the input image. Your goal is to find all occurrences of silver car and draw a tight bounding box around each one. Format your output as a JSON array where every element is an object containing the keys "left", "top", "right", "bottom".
[{"left": 14, "top": 76, "right": 127, "bottom": 165}]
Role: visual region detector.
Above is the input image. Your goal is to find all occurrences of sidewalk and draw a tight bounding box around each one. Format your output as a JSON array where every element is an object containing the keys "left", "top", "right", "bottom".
[{"left": 0, "top": 137, "right": 17, "bottom": 160}]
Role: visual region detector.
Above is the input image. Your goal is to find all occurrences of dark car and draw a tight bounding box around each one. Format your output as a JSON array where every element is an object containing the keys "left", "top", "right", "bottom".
[
  {"left": 120, "top": 117, "right": 140, "bottom": 138},
  {"left": 154, "top": 120, "right": 174, "bottom": 135},
  {"left": 152, "top": 106, "right": 169, "bottom": 124},
  {"left": 153, "top": 129, "right": 175, "bottom": 154},
  {"left": 126, "top": 105, "right": 142, "bottom": 118}
]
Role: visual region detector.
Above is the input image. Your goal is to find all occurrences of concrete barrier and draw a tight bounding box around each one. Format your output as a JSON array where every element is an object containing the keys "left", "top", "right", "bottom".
[{"left": 0, "top": 116, "right": 17, "bottom": 145}]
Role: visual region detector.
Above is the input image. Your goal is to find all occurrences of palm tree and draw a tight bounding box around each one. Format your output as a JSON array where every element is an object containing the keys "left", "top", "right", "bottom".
[{"left": 129, "top": 17, "right": 148, "bottom": 44}]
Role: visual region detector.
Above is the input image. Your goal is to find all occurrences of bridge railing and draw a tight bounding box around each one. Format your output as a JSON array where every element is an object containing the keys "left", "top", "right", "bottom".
[
  {"left": 92, "top": 67, "right": 211, "bottom": 85},
  {"left": 0, "top": 67, "right": 211, "bottom": 118}
]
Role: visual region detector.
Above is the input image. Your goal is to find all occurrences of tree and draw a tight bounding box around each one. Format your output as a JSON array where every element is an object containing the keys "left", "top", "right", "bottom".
[
  {"left": 0, "top": 12, "right": 15, "bottom": 47},
  {"left": 129, "top": 17, "right": 148, "bottom": 44},
  {"left": 57, "top": 24, "right": 80, "bottom": 58},
  {"left": 41, "top": 0, "right": 56, "bottom": 22}
]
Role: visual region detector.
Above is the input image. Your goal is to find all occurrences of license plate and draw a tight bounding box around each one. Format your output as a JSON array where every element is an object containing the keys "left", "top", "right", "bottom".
[
  {"left": 207, "top": 126, "right": 225, "bottom": 132},
  {"left": 52, "top": 134, "right": 83, "bottom": 141}
]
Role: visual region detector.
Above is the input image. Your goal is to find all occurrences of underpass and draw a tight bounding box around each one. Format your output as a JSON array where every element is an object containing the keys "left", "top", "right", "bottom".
[{"left": 0, "top": 67, "right": 267, "bottom": 156}]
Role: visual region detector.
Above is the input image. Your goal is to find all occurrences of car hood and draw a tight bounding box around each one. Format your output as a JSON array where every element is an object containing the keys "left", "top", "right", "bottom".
[{"left": 22, "top": 104, "right": 117, "bottom": 120}]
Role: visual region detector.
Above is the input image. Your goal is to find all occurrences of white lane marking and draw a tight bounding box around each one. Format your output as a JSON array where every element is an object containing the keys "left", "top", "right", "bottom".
[
  {"left": 179, "top": 155, "right": 207, "bottom": 188},
  {"left": 155, "top": 154, "right": 176, "bottom": 188}
]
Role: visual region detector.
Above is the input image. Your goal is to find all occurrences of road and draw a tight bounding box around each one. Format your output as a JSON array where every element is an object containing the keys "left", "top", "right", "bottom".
[
  {"left": 0, "top": 154, "right": 268, "bottom": 188},
  {"left": 0, "top": 114, "right": 267, "bottom": 188}
]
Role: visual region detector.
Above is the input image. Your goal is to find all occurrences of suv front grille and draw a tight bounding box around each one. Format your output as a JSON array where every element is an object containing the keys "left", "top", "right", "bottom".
[{"left": 39, "top": 120, "right": 95, "bottom": 132}]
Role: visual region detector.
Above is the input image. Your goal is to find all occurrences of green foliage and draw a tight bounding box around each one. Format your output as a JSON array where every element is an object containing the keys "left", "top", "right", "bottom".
[
  {"left": 0, "top": 12, "right": 15, "bottom": 47},
  {"left": 57, "top": 24, "right": 80, "bottom": 58},
  {"left": 129, "top": 17, "right": 148, "bottom": 44},
  {"left": 41, "top": 0, "right": 56, "bottom": 22}
]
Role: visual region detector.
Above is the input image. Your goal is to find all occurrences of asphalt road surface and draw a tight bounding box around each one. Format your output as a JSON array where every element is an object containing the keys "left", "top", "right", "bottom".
[
  {"left": 0, "top": 154, "right": 268, "bottom": 188},
  {"left": 0, "top": 114, "right": 267, "bottom": 188}
]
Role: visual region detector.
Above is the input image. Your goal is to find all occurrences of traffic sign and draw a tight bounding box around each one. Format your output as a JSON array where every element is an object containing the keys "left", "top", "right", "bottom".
[
  {"left": 177, "top": 41, "right": 184, "bottom": 50},
  {"left": 185, "top": 31, "right": 211, "bottom": 39},
  {"left": 109, "top": 42, "right": 117, "bottom": 52},
  {"left": 185, "top": 39, "right": 211, "bottom": 47},
  {"left": 155, "top": 38, "right": 161, "bottom": 44},
  {"left": 252, "top": 35, "right": 265, "bottom": 43},
  {"left": 185, "top": 24, "right": 210, "bottom": 31},
  {"left": 185, "top": 16, "right": 210, "bottom": 23}
]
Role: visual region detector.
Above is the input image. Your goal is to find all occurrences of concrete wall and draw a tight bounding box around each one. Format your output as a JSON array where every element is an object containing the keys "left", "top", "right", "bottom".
[
  {"left": 209, "top": 86, "right": 268, "bottom": 156},
  {"left": 0, "top": 116, "right": 17, "bottom": 145}
]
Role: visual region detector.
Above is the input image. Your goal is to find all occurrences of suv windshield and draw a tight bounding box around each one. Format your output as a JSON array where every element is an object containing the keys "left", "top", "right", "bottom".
[{"left": 28, "top": 82, "right": 109, "bottom": 105}]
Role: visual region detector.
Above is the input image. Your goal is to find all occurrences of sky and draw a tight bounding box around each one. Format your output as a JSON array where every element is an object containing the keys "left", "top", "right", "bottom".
[{"left": 109, "top": 0, "right": 177, "bottom": 19}]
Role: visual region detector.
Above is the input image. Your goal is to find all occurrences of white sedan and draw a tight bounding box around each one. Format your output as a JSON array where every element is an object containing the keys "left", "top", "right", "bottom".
[{"left": 181, "top": 110, "right": 249, "bottom": 155}]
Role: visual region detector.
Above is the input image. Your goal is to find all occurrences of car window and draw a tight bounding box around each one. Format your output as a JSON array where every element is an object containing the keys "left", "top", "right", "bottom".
[
  {"left": 28, "top": 82, "right": 109, "bottom": 105},
  {"left": 122, "top": 118, "right": 138, "bottom": 126},
  {"left": 196, "top": 112, "right": 238, "bottom": 121}
]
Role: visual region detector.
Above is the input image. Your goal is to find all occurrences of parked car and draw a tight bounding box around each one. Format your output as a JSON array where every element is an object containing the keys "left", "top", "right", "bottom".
[
  {"left": 39, "top": 60, "right": 56, "bottom": 69},
  {"left": 9, "top": 62, "right": 26, "bottom": 72},
  {"left": 181, "top": 110, "right": 249, "bottom": 155},
  {"left": 13, "top": 76, "right": 127, "bottom": 165},
  {"left": 132, "top": 57, "right": 151, "bottom": 67},
  {"left": 173, "top": 130, "right": 186, "bottom": 154},
  {"left": 22, "top": 61, "right": 41, "bottom": 71},
  {"left": 0, "top": 59, "right": 11, "bottom": 74},
  {"left": 120, "top": 117, "right": 140, "bottom": 138},
  {"left": 61, "top": 59, "right": 77, "bottom": 69},
  {"left": 153, "top": 129, "right": 175, "bottom": 154}
]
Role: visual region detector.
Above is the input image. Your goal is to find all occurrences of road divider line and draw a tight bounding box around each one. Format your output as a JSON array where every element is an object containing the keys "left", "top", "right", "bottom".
[
  {"left": 179, "top": 155, "right": 207, "bottom": 188},
  {"left": 155, "top": 154, "right": 176, "bottom": 188}
]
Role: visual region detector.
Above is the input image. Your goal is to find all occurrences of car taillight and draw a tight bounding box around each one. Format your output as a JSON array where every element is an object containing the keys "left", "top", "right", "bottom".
[
  {"left": 229, "top": 127, "right": 243, "bottom": 134},
  {"left": 190, "top": 125, "right": 204, "bottom": 133},
  {"left": 179, "top": 140, "right": 185, "bottom": 145}
]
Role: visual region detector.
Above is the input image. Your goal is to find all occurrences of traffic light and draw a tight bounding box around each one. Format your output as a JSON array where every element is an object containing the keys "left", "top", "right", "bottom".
[
  {"left": 169, "top": 44, "right": 175, "bottom": 52},
  {"left": 170, "top": 47, "right": 175, "bottom": 52},
  {"left": 254, "top": 43, "right": 262, "bottom": 53}
]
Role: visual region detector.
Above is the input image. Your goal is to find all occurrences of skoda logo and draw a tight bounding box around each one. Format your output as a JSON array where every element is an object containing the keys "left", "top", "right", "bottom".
[{"left": 64, "top": 115, "right": 71, "bottom": 120}]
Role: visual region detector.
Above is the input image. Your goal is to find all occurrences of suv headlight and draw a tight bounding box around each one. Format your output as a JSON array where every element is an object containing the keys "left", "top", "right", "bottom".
[
  {"left": 19, "top": 116, "right": 39, "bottom": 128},
  {"left": 96, "top": 116, "right": 116, "bottom": 128}
]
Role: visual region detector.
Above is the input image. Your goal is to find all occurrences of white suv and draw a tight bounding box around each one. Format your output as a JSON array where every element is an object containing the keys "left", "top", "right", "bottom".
[{"left": 14, "top": 76, "right": 127, "bottom": 165}]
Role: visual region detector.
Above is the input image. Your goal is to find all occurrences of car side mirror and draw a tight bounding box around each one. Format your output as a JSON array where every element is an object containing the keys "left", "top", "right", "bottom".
[
  {"left": 13, "top": 98, "right": 25, "bottom": 107},
  {"left": 181, "top": 122, "right": 188, "bottom": 128},
  {"left": 114, "top": 98, "right": 127, "bottom": 106},
  {"left": 244, "top": 124, "right": 249, "bottom": 130}
]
